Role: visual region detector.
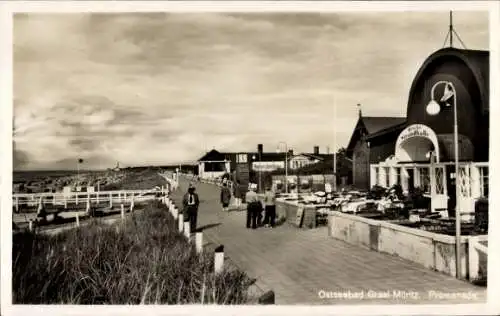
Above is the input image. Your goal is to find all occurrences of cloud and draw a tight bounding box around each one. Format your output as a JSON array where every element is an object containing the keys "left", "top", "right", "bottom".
[{"left": 12, "top": 11, "right": 489, "bottom": 169}]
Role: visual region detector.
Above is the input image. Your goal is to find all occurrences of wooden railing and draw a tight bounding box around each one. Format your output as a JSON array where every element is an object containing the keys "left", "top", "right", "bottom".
[{"left": 13, "top": 187, "right": 168, "bottom": 212}]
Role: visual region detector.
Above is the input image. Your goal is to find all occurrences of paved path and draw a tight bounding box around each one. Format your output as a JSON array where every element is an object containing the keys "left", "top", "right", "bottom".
[{"left": 170, "top": 176, "right": 487, "bottom": 305}]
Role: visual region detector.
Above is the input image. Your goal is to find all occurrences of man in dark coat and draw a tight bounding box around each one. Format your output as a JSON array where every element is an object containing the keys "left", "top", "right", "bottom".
[
  {"left": 220, "top": 181, "right": 231, "bottom": 212},
  {"left": 233, "top": 180, "right": 242, "bottom": 209},
  {"left": 245, "top": 183, "right": 262, "bottom": 229},
  {"left": 183, "top": 183, "right": 200, "bottom": 233}
]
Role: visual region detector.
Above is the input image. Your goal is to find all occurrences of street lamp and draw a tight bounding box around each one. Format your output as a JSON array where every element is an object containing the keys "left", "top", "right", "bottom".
[
  {"left": 277, "top": 142, "right": 288, "bottom": 194},
  {"left": 426, "top": 80, "right": 461, "bottom": 279}
]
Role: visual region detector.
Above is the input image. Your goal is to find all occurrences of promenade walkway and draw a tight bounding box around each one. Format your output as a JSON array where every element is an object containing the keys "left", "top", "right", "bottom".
[{"left": 169, "top": 175, "right": 487, "bottom": 305}]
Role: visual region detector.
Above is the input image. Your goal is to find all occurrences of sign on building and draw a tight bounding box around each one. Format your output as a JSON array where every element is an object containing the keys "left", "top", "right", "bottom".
[{"left": 252, "top": 161, "right": 285, "bottom": 172}]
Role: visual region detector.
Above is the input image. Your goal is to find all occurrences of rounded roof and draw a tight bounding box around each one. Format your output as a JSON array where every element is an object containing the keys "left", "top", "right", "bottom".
[{"left": 407, "top": 47, "right": 489, "bottom": 114}]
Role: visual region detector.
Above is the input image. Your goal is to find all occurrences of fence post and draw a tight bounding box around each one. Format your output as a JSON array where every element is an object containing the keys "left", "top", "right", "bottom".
[
  {"left": 52, "top": 194, "right": 56, "bottom": 205},
  {"left": 214, "top": 245, "right": 224, "bottom": 274},
  {"left": 15, "top": 196, "right": 19, "bottom": 212},
  {"left": 130, "top": 196, "right": 135, "bottom": 212},
  {"left": 109, "top": 192, "right": 113, "bottom": 209},
  {"left": 178, "top": 214, "right": 184, "bottom": 232},
  {"left": 121, "top": 204, "right": 125, "bottom": 220},
  {"left": 86, "top": 197, "right": 90, "bottom": 213},
  {"left": 468, "top": 237, "right": 480, "bottom": 281},
  {"left": 75, "top": 212, "right": 80, "bottom": 227},
  {"left": 184, "top": 221, "right": 191, "bottom": 239},
  {"left": 37, "top": 197, "right": 43, "bottom": 215},
  {"left": 28, "top": 219, "right": 33, "bottom": 232},
  {"left": 195, "top": 232, "right": 203, "bottom": 253},
  {"left": 96, "top": 192, "right": 100, "bottom": 204}
]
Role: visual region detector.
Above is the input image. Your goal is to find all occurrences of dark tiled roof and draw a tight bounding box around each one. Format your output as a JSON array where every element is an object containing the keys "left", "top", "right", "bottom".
[
  {"left": 259, "top": 152, "right": 287, "bottom": 162},
  {"left": 346, "top": 116, "right": 406, "bottom": 151},
  {"left": 298, "top": 153, "right": 333, "bottom": 161},
  {"left": 366, "top": 120, "right": 407, "bottom": 140},
  {"left": 409, "top": 47, "right": 489, "bottom": 114},
  {"left": 362, "top": 117, "right": 407, "bottom": 135},
  {"left": 198, "top": 149, "right": 227, "bottom": 162}
]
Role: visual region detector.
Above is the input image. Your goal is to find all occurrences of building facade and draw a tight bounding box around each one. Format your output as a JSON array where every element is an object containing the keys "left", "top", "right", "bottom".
[
  {"left": 362, "top": 47, "right": 489, "bottom": 216},
  {"left": 346, "top": 114, "right": 406, "bottom": 190}
]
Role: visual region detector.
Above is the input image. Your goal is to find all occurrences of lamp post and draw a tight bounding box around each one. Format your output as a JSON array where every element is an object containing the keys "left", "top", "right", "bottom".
[
  {"left": 426, "top": 80, "right": 461, "bottom": 279},
  {"left": 277, "top": 142, "right": 288, "bottom": 194}
]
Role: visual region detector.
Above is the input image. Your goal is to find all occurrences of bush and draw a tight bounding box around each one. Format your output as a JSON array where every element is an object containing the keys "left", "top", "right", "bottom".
[{"left": 13, "top": 202, "right": 253, "bottom": 304}]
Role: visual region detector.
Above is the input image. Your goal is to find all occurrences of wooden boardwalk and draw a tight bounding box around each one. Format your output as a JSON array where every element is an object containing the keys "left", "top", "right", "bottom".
[{"left": 169, "top": 175, "right": 487, "bottom": 305}]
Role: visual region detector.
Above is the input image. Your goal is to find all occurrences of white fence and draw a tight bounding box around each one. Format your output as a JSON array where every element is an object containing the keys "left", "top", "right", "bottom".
[{"left": 13, "top": 187, "right": 167, "bottom": 212}]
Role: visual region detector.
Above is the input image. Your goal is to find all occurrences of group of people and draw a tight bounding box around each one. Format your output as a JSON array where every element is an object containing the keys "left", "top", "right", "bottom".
[
  {"left": 220, "top": 180, "right": 276, "bottom": 229},
  {"left": 182, "top": 179, "right": 278, "bottom": 234},
  {"left": 244, "top": 183, "right": 277, "bottom": 229}
]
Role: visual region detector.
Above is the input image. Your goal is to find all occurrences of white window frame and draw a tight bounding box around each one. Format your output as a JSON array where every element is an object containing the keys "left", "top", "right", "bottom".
[{"left": 479, "top": 166, "right": 489, "bottom": 197}]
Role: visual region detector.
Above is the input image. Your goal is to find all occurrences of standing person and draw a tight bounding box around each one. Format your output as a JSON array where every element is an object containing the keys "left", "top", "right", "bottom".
[
  {"left": 220, "top": 181, "right": 231, "bottom": 212},
  {"left": 263, "top": 185, "right": 277, "bottom": 228},
  {"left": 183, "top": 183, "right": 200, "bottom": 234},
  {"left": 233, "top": 180, "right": 242, "bottom": 209},
  {"left": 245, "top": 183, "right": 261, "bottom": 229}
]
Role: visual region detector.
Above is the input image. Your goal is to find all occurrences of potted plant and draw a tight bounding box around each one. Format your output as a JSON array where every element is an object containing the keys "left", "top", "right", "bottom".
[{"left": 367, "top": 185, "right": 386, "bottom": 200}]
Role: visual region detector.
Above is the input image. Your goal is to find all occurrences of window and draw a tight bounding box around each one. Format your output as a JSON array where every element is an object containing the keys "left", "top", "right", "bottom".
[
  {"left": 237, "top": 154, "right": 247, "bottom": 163},
  {"left": 419, "top": 167, "right": 430, "bottom": 193},
  {"left": 435, "top": 167, "right": 445, "bottom": 194},
  {"left": 479, "top": 166, "right": 489, "bottom": 197},
  {"left": 384, "top": 167, "right": 390, "bottom": 188},
  {"left": 458, "top": 166, "right": 471, "bottom": 197},
  {"left": 204, "top": 162, "right": 225, "bottom": 172},
  {"left": 395, "top": 167, "right": 401, "bottom": 186}
]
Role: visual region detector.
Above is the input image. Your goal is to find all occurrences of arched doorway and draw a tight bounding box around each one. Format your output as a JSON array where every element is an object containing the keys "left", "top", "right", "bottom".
[{"left": 395, "top": 124, "right": 440, "bottom": 163}]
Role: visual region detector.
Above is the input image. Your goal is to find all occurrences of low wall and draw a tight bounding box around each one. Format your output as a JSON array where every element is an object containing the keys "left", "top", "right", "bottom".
[
  {"left": 276, "top": 199, "right": 316, "bottom": 229},
  {"left": 328, "top": 212, "right": 487, "bottom": 280}
]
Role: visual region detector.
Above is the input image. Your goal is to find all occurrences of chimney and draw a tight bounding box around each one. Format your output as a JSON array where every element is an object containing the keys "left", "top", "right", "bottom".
[
  {"left": 257, "top": 144, "right": 263, "bottom": 159},
  {"left": 314, "top": 146, "right": 319, "bottom": 155}
]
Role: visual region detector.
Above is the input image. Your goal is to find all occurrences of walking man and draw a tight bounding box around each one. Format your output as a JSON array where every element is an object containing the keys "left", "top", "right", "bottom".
[
  {"left": 220, "top": 181, "right": 231, "bottom": 212},
  {"left": 183, "top": 183, "right": 200, "bottom": 233},
  {"left": 263, "top": 185, "right": 277, "bottom": 228},
  {"left": 245, "top": 183, "right": 262, "bottom": 229}
]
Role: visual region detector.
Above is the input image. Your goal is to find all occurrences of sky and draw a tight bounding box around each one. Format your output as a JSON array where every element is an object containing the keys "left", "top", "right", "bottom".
[{"left": 12, "top": 11, "right": 489, "bottom": 170}]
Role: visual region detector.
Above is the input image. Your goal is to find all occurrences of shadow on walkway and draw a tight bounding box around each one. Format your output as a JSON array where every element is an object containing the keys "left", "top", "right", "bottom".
[{"left": 197, "top": 222, "right": 222, "bottom": 232}]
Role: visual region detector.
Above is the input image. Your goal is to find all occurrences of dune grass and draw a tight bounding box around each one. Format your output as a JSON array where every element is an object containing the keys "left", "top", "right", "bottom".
[
  {"left": 100, "top": 168, "right": 166, "bottom": 191},
  {"left": 13, "top": 200, "right": 254, "bottom": 304}
]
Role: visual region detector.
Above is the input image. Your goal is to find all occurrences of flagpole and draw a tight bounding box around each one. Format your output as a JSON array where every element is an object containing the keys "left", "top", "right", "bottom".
[
  {"left": 77, "top": 159, "right": 80, "bottom": 186},
  {"left": 333, "top": 96, "right": 337, "bottom": 192}
]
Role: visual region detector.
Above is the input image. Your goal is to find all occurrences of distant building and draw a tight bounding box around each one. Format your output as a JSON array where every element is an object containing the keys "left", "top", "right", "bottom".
[
  {"left": 196, "top": 144, "right": 334, "bottom": 187},
  {"left": 289, "top": 146, "right": 332, "bottom": 170}
]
